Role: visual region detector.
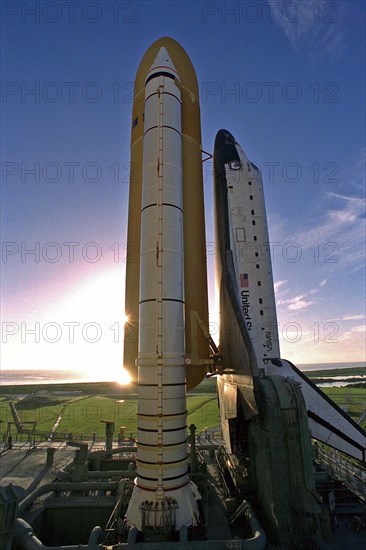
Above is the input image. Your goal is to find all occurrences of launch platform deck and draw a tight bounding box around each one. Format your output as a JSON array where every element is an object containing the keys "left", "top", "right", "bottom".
[{"left": 1, "top": 439, "right": 366, "bottom": 550}]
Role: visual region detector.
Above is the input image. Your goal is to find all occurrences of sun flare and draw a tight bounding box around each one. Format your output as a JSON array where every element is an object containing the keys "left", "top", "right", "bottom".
[{"left": 116, "top": 368, "right": 132, "bottom": 385}]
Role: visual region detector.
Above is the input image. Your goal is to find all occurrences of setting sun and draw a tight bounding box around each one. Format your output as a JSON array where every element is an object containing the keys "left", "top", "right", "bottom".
[{"left": 116, "top": 368, "right": 132, "bottom": 386}]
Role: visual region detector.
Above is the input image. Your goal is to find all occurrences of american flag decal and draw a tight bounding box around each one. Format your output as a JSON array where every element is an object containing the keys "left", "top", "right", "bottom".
[{"left": 240, "top": 273, "right": 249, "bottom": 288}]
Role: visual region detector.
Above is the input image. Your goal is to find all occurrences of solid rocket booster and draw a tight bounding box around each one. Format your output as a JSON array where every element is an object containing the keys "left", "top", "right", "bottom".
[
  {"left": 124, "top": 37, "right": 209, "bottom": 392},
  {"left": 125, "top": 40, "right": 204, "bottom": 530}
]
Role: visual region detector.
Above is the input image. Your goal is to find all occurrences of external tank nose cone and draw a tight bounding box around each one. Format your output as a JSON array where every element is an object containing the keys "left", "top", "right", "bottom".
[{"left": 146, "top": 46, "right": 180, "bottom": 82}]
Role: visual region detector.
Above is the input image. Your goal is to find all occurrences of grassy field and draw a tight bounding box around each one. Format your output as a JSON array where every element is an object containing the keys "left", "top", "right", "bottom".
[
  {"left": 1, "top": 371, "right": 364, "bottom": 438},
  {"left": 0, "top": 393, "right": 220, "bottom": 437},
  {"left": 320, "top": 386, "right": 365, "bottom": 425},
  {"left": 0, "top": 381, "right": 137, "bottom": 397},
  {"left": 57, "top": 396, "right": 138, "bottom": 436},
  {"left": 305, "top": 367, "right": 365, "bottom": 378}
]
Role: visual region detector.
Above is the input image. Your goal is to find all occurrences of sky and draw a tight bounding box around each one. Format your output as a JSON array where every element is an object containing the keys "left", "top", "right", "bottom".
[{"left": 1, "top": 0, "right": 365, "bottom": 381}]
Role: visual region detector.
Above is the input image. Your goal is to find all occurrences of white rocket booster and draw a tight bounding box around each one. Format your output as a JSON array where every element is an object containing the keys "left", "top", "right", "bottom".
[{"left": 125, "top": 47, "right": 200, "bottom": 531}]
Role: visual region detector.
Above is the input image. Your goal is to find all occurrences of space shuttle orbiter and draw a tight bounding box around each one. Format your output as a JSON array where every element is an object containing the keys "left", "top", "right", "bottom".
[
  {"left": 213, "top": 128, "right": 366, "bottom": 463},
  {"left": 213, "top": 129, "right": 365, "bottom": 545}
]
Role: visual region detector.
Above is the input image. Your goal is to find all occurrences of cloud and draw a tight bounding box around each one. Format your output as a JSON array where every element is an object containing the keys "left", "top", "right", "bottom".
[
  {"left": 348, "top": 325, "right": 366, "bottom": 333},
  {"left": 277, "top": 293, "right": 302, "bottom": 305},
  {"left": 330, "top": 314, "right": 366, "bottom": 322},
  {"left": 287, "top": 192, "right": 365, "bottom": 274},
  {"left": 288, "top": 299, "right": 313, "bottom": 311},
  {"left": 269, "top": 151, "right": 365, "bottom": 277},
  {"left": 277, "top": 294, "right": 313, "bottom": 311},
  {"left": 315, "top": 18, "right": 348, "bottom": 61},
  {"left": 309, "top": 278, "right": 328, "bottom": 294},
  {"left": 339, "top": 323, "right": 366, "bottom": 342},
  {"left": 268, "top": 0, "right": 348, "bottom": 61},
  {"left": 268, "top": 152, "right": 365, "bottom": 277},
  {"left": 329, "top": 192, "right": 365, "bottom": 203},
  {"left": 274, "top": 279, "right": 289, "bottom": 292},
  {"left": 328, "top": 209, "right": 358, "bottom": 224},
  {"left": 277, "top": 278, "right": 327, "bottom": 306}
]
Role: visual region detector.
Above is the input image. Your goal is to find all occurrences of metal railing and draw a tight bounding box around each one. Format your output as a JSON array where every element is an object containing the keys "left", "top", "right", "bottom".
[{"left": 315, "top": 444, "right": 366, "bottom": 502}]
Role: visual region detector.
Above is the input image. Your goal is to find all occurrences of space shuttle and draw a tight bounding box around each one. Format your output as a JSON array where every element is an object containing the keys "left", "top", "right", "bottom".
[
  {"left": 213, "top": 129, "right": 365, "bottom": 543},
  {"left": 213, "top": 128, "right": 365, "bottom": 464},
  {"left": 122, "top": 36, "right": 365, "bottom": 543}
]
